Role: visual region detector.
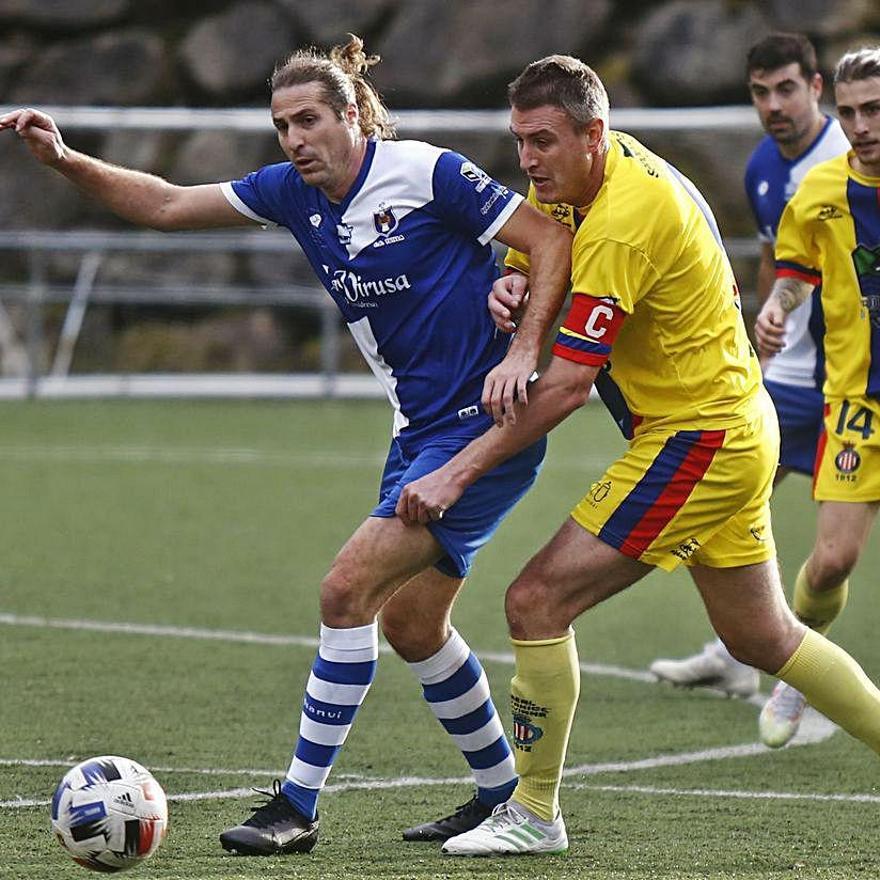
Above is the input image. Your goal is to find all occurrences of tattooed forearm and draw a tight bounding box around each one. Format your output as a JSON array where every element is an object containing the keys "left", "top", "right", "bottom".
[{"left": 771, "top": 276, "right": 812, "bottom": 313}]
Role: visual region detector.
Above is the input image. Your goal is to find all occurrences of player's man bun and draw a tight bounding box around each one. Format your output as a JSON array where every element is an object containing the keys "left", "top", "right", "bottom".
[{"left": 271, "top": 34, "right": 396, "bottom": 140}]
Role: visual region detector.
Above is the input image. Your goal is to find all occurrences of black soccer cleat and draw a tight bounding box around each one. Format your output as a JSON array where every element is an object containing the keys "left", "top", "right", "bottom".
[
  {"left": 402, "top": 793, "right": 493, "bottom": 842},
  {"left": 220, "top": 780, "right": 319, "bottom": 855}
]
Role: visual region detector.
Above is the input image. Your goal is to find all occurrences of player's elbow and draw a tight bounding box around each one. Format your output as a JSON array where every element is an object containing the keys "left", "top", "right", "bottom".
[
  {"left": 147, "top": 188, "right": 200, "bottom": 231},
  {"left": 566, "top": 380, "right": 593, "bottom": 413},
  {"left": 542, "top": 360, "right": 595, "bottom": 416},
  {"left": 555, "top": 374, "right": 593, "bottom": 416},
  {"left": 542, "top": 221, "right": 573, "bottom": 257}
]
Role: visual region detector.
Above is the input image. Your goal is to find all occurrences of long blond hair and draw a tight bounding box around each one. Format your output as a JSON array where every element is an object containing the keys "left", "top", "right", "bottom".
[{"left": 271, "top": 35, "right": 396, "bottom": 139}]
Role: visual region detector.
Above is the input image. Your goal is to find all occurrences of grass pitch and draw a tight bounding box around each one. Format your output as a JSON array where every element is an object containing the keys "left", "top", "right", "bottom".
[{"left": 1, "top": 399, "right": 878, "bottom": 879}]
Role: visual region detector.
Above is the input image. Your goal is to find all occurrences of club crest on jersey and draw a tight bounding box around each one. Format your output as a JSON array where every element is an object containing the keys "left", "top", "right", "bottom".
[
  {"left": 835, "top": 443, "right": 861, "bottom": 474},
  {"left": 373, "top": 202, "right": 398, "bottom": 235},
  {"left": 336, "top": 222, "right": 353, "bottom": 245},
  {"left": 551, "top": 204, "right": 572, "bottom": 224},
  {"left": 309, "top": 213, "right": 322, "bottom": 228}
]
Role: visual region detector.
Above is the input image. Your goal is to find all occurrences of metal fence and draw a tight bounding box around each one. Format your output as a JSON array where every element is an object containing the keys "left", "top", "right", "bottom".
[{"left": 0, "top": 105, "right": 763, "bottom": 399}]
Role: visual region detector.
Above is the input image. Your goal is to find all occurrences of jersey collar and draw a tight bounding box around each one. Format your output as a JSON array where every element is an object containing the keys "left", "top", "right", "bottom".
[{"left": 332, "top": 138, "right": 378, "bottom": 214}]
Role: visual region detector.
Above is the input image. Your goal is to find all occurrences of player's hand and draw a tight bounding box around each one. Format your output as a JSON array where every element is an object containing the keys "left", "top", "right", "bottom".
[
  {"left": 754, "top": 298, "right": 787, "bottom": 359},
  {"left": 0, "top": 108, "right": 67, "bottom": 165},
  {"left": 396, "top": 472, "right": 463, "bottom": 527},
  {"left": 488, "top": 273, "right": 529, "bottom": 333},
  {"left": 481, "top": 345, "right": 538, "bottom": 427}
]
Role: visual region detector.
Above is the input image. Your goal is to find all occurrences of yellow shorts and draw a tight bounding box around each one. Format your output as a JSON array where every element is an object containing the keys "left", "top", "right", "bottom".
[
  {"left": 813, "top": 397, "right": 880, "bottom": 502},
  {"left": 572, "top": 391, "right": 778, "bottom": 572}
]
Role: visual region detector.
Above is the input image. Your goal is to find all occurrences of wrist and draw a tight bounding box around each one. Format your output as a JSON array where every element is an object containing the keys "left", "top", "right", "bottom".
[
  {"left": 507, "top": 330, "right": 541, "bottom": 355},
  {"left": 49, "top": 144, "right": 75, "bottom": 171}
]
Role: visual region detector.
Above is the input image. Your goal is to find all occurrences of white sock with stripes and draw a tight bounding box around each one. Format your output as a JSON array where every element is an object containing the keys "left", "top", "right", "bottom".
[
  {"left": 281, "top": 621, "right": 378, "bottom": 819},
  {"left": 408, "top": 628, "right": 517, "bottom": 805}
]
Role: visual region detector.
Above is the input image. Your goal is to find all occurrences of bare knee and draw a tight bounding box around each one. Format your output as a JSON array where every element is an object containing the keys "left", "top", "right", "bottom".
[
  {"left": 719, "top": 617, "right": 805, "bottom": 674},
  {"left": 320, "top": 561, "right": 375, "bottom": 627},
  {"left": 505, "top": 573, "right": 571, "bottom": 640},
  {"left": 808, "top": 546, "right": 858, "bottom": 591},
  {"left": 380, "top": 602, "right": 448, "bottom": 662}
]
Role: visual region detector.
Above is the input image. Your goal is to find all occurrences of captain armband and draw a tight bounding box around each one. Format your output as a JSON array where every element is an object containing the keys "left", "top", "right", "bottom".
[{"left": 551, "top": 293, "right": 627, "bottom": 366}]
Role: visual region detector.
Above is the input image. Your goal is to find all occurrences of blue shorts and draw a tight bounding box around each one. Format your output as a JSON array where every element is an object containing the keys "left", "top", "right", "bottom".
[
  {"left": 373, "top": 433, "right": 547, "bottom": 578},
  {"left": 764, "top": 379, "right": 824, "bottom": 476}
]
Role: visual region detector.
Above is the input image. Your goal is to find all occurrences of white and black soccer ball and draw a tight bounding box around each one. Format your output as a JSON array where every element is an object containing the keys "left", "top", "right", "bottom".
[{"left": 51, "top": 756, "right": 168, "bottom": 873}]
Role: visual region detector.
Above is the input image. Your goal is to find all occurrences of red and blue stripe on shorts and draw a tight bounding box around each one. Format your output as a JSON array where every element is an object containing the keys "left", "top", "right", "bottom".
[{"left": 598, "top": 429, "right": 725, "bottom": 559}]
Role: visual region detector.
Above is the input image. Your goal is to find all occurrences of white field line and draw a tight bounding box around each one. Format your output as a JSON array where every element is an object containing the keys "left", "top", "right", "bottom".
[
  {"left": 568, "top": 783, "right": 880, "bottom": 804},
  {"left": 0, "top": 612, "right": 845, "bottom": 810},
  {"left": 0, "top": 443, "right": 606, "bottom": 472},
  {"left": 0, "top": 612, "right": 653, "bottom": 683},
  {"left": 5, "top": 767, "right": 875, "bottom": 809}
]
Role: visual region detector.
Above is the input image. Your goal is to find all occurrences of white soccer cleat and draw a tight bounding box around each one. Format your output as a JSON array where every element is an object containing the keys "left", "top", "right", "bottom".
[
  {"left": 649, "top": 640, "right": 760, "bottom": 698},
  {"left": 759, "top": 680, "right": 807, "bottom": 748},
  {"left": 441, "top": 801, "right": 568, "bottom": 856}
]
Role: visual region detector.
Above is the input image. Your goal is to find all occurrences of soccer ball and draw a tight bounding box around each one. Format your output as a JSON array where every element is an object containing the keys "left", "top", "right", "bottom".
[{"left": 51, "top": 756, "right": 168, "bottom": 872}]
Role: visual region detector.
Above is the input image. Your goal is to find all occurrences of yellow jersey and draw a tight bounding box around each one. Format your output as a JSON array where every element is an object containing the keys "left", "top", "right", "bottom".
[
  {"left": 506, "top": 132, "right": 761, "bottom": 437},
  {"left": 774, "top": 151, "right": 880, "bottom": 401}
]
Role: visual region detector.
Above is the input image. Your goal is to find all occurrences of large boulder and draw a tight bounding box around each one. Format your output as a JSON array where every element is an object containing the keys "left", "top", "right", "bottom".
[
  {"left": 169, "top": 130, "right": 277, "bottom": 186},
  {"left": 100, "top": 130, "right": 168, "bottom": 174},
  {"left": 9, "top": 29, "right": 166, "bottom": 105},
  {"left": 0, "top": 0, "right": 129, "bottom": 30},
  {"left": 0, "top": 33, "right": 35, "bottom": 100},
  {"left": 179, "top": 2, "right": 297, "bottom": 98},
  {"left": 0, "top": 136, "right": 86, "bottom": 229},
  {"left": 278, "top": 0, "right": 395, "bottom": 46},
  {"left": 372, "top": 0, "right": 612, "bottom": 106},
  {"left": 765, "top": 0, "right": 880, "bottom": 38},
  {"left": 632, "top": 0, "right": 768, "bottom": 106}
]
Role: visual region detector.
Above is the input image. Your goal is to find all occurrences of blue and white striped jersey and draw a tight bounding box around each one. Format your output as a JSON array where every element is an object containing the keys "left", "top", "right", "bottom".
[
  {"left": 221, "top": 138, "right": 523, "bottom": 447},
  {"left": 744, "top": 116, "right": 849, "bottom": 389}
]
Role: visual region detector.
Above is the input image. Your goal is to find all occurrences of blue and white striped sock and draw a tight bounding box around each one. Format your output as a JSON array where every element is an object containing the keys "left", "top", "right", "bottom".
[
  {"left": 281, "top": 621, "right": 378, "bottom": 820},
  {"left": 408, "top": 628, "right": 517, "bottom": 806}
]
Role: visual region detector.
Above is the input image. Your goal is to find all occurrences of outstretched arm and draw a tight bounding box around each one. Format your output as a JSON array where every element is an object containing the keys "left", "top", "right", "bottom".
[
  {"left": 396, "top": 355, "right": 598, "bottom": 525},
  {"left": 754, "top": 275, "right": 813, "bottom": 360},
  {"left": 1, "top": 108, "right": 253, "bottom": 231},
  {"left": 484, "top": 203, "right": 572, "bottom": 424}
]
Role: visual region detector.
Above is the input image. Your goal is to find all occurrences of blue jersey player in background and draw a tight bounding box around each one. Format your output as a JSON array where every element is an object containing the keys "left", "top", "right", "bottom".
[
  {"left": 649, "top": 34, "right": 850, "bottom": 746},
  {"left": 1, "top": 36, "right": 572, "bottom": 855}
]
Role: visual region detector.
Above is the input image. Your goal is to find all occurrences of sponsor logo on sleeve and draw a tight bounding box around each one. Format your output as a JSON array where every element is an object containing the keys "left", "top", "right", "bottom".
[
  {"left": 480, "top": 183, "right": 510, "bottom": 216},
  {"left": 817, "top": 205, "right": 843, "bottom": 221},
  {"left": 459, "top": 160, "right": 492, "bottom": 192}
]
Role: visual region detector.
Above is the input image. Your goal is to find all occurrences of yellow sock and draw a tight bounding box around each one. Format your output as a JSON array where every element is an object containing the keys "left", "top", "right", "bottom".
[
  {"left": 509, "top": 630, "right": 580, "bottom": 821},
  {"left": 777, "top": 629, "right": 880, "bottom": 753},
  {"left": 792, "top": 562, "right": 848, "bottom": 634}
]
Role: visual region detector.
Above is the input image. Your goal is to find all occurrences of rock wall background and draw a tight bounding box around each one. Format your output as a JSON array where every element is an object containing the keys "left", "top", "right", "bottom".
[{"left": 0, "top": 0, "right": 878, "bottom": 374}]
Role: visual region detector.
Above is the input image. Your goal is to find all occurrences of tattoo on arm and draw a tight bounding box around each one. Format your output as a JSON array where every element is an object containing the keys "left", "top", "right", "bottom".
[{"left": 772, "top": 276, "right": 812, "bottom": 313}]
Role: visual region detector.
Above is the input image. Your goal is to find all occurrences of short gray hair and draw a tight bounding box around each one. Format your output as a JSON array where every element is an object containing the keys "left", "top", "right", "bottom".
[
  {"left": 834, "top": 47, "right": 880, "bottom": 85},
  {"left": 508, "top": 55, "right": 610, "bottom": 147}
]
